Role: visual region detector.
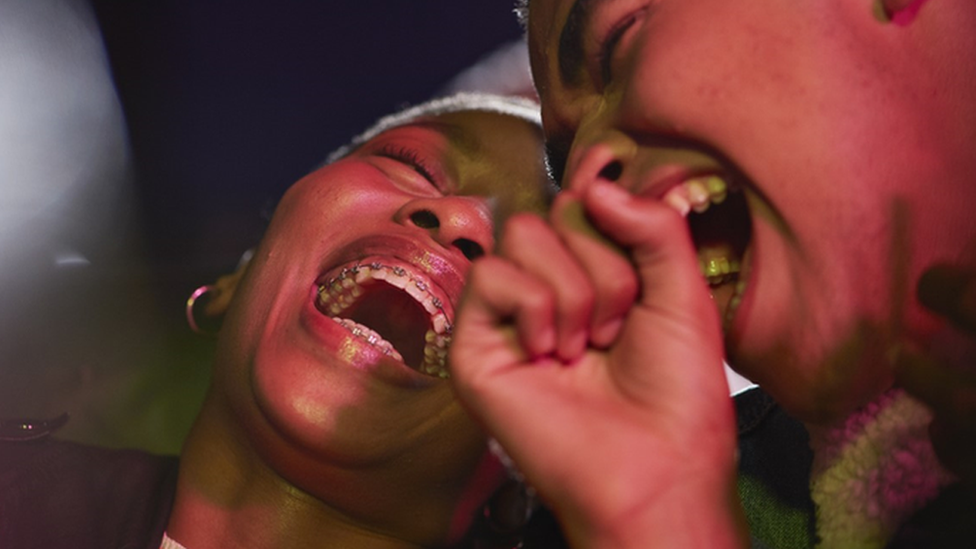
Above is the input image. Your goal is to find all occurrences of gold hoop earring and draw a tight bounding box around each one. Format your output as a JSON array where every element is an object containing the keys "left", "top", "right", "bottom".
[{"left": 186, "top": 284, "right": 218, "bottom": 337}]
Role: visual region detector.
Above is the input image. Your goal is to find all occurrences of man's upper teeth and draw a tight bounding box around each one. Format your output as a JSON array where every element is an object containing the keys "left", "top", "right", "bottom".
[
  {"left": 663, "top": 174, "right": 730, "bottom": 217},
  {"left": 317, "top": 263, "right": 451, "bottom": 378}
]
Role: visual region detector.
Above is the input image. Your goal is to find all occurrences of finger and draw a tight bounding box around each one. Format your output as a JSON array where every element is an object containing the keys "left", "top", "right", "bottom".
[
  {"left": 550, "top": 192, "right": 639, "bottom": 348},
  {"left": 917, "top": 264, "right": 976, "bottom": 332},
  {"left": 582, "top": 180, "right": 719, "bottom": 336},
  {"left": 499, "top": 213, "right": 594, "bottom": 362},
  {"left": 452, "top": 256, "right": 556, "bottom": 368},
  {"left": 580, "top": 180, "right": 727, "bottom": 397}
]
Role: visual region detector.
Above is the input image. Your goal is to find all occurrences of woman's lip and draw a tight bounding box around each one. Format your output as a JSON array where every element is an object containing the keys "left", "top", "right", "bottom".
[
  {"left": 305, "top": 233, "right": 464, "bottom": 383},
  {"left": 315, "top": 234, "right": 466, "bottom": 311},
  {"left": 299, "top": 292, "right": 442, "bottom": 389},
  {"left": 314, "top": 258, "right": 454, "bottom": 378}
]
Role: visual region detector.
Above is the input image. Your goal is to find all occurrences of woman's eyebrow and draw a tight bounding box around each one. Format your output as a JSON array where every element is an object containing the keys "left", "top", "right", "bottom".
[
  {"left": 558, "top": 0, "right": 601, "bottom": 87},
  {"left": 407, "top": 119, "right": 481, "bottom": 157}
]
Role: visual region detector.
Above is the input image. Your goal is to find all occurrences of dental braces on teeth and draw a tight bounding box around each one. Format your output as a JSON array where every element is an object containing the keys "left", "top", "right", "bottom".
[{"left": 317, "top": 262, "right": 452, "bottom": 378}]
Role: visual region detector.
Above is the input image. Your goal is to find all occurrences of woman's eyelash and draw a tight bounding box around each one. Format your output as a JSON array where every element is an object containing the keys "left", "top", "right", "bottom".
[
  {"left": 598, "top": 11, "right": 640, "bottom": 84},
  {"left": 376, "top": 144, "right": 437, "bottom": 184}
]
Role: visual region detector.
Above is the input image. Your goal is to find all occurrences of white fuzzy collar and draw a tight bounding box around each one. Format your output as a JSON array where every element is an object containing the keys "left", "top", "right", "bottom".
[
  {"left": 160, "top": 533, "right": 188, "bottom": 549},
  {"left": 807, "top": 389, "right": 956, "bottom": 548}
]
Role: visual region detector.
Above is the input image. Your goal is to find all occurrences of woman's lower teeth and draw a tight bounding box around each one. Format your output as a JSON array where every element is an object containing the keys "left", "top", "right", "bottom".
[{"left": 330, "top": 317, "right": 450, "bottom": 378}]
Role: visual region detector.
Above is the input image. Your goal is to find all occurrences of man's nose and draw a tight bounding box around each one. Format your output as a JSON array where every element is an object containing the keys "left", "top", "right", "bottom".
[{"left": 563, "top": 124, "right": 639, "bottom": 194}]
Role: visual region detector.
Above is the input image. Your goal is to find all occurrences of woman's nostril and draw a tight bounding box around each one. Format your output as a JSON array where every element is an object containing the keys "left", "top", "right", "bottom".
[
  {"left": 454, "top": 239, "right": 485, "bottom": 261},
  {"left": 598, "top": 160, "right": 623, "bottom": 181},
  {"left": 410, "top": 210, "right": 440, "bottom": 229}
]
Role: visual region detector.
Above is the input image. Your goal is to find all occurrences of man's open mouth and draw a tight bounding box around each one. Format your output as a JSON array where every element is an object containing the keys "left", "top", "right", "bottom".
[
  {"left": 314, "top": 258, "right": 453, "bottom": 379},
  {"left": 662, "top": 173, "right": 752, "bottom": 328}
]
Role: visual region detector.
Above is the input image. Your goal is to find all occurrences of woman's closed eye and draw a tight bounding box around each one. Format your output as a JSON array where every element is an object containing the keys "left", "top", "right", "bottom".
[{"left": 375, "top": 144, "right": 445, "bottom": 193}]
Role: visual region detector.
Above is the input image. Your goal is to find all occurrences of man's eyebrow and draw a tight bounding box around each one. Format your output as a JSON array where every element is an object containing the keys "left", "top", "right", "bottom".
[{"left": 558, "top": 0, "right": 597, "bottom": 87}]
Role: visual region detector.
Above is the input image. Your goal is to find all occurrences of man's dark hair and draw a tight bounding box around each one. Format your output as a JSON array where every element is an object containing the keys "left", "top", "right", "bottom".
[{"left": 514, "top": 0, "right": 529, "bottom": 29}]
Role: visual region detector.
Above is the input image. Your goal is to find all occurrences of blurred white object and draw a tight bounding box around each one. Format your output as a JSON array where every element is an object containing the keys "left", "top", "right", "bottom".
[
  {"left": 0, "top": 0, "right": 130, "bottom": 270},
  {"left": 725, "top": 360, "right": 757, "bottom": 396},
  {"left": 441, "top": 39, "right": 538, "bottom": 100},
  {"left": 0, "top": 0, "right": 138, "bottom": 419}
]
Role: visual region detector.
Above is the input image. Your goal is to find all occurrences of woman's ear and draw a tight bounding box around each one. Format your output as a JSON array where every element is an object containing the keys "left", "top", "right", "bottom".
[
  {"left": 203, "top": 266, "right": 248, "bottom": 317},
  {"left": 206, "top": 248, "right": 255, "bottom": 316},
  {"left": 188, "top": 250, "right": 253, "bottom": 336}
]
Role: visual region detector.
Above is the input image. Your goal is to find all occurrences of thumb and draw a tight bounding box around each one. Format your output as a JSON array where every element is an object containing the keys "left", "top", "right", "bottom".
[
  {"left": 582, "top": 180, "right": 719, "bottom": 334},
  {"left": 581, "top": 180, "right": 727, "bottom": 398}
]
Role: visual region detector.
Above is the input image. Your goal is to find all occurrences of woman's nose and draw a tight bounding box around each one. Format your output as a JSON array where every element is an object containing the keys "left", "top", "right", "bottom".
[{"left": 395, "top": 196, "right": 493, "bottom": 261}]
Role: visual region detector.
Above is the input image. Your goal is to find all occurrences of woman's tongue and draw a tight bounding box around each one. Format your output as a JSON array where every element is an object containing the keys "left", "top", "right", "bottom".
[{"left": 344, "top": 285, "right": 429, "bottom": 370}]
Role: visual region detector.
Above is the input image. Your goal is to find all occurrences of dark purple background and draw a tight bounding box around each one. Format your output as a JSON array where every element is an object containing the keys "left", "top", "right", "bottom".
[{"left": 89, "top": 0, "right": 524, "bottom": 301}]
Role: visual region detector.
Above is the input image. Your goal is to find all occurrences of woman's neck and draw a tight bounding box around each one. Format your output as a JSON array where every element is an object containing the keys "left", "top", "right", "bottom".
[{"left": 165, "top": 398, "right": 452, "bottom": 549}]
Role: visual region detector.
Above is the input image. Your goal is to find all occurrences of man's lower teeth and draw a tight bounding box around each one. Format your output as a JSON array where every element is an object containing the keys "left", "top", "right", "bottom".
[{"left": 722, "top": 278, "right": 748, "bottom": 331}]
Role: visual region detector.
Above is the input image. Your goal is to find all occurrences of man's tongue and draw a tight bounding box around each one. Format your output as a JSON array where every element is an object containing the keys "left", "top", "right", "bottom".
[
  {"left": 687, "top": 187, "right": 751, "bottom": 326},
  {"left": 698, "top": 241, "right": 742, "bottom": 322}
]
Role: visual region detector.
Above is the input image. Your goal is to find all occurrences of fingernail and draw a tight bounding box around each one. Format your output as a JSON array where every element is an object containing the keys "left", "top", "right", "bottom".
[
  {"left": 531, "top": 326, "right": 556, "bottom": 359},
  {"left": 559, "top": 330, "right": 588, "bottom": 362},
  {"left": 591, "top": 317, "right": 625, "bottom": 349}
]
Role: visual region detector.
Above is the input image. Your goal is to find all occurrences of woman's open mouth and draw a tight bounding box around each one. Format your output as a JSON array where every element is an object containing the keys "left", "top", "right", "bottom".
[
  {"left": 314, "top": 258, "right": 453, "bottom": 379},
  {"left": 661, "top": 173, "right": 753, "bottom": 330}
]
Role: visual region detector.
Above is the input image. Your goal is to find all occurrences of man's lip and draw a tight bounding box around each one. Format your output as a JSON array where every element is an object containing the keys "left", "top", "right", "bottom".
[
  {"left": 314, "top": 235, "right": 466, "bottom": 312},
  {"left": 640, "top": 162, "right": 755, "bottom": 338},
  {"left": 638, "top": 164, "right": 728, "bottom": 199}
]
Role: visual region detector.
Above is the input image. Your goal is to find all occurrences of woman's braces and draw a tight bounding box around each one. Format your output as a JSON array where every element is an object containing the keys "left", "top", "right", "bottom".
[{"left": 318, "top": 262, "right": 452, "bottom": 378}]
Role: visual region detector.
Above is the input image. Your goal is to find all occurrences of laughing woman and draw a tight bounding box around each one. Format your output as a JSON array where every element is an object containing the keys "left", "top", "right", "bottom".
[{"left": 0, "top": 93, "right": 555, "bottom": 549}]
